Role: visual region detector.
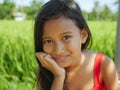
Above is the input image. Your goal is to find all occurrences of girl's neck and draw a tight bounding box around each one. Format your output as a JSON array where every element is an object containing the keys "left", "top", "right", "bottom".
[
  {"left": 65, "top": 49, "right": 91, "bottom": 76},
  {"left": 65, "top": 51, "right": 85, "bottom": 74}
]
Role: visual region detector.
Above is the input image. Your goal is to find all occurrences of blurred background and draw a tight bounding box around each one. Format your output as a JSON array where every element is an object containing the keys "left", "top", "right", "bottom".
[{"left": 0, "top": 0, "right": 119, "bottom": 90}]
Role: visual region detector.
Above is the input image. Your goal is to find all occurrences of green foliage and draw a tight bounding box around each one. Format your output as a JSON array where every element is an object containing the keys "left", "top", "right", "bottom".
[
  {"left": 0, "top": 0, "right": 43, "bottom": 20},
  {"left": 82, "top": 1, "right": 118, "bottom": 21},
  {"left": 88, "top": 21, "right": 116, "bottom": 60},
  {"left": 23, "top": 0, "right": 44, "bottom": 19},
  {"left": 0, "top": 20, "right": 117, "bottom": 90},
  {"left": 0, "top": 0, "right": 15, "bottom": 19},
  {"left": 0, "top": 0, "right": 118, "bottom": 20},
  {"left": 0, "top": 20, "right": 37, "bottom": 89}
]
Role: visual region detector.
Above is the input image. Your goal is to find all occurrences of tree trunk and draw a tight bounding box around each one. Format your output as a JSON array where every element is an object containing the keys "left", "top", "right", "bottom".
[{"left": 115, "top": 0, "right": 120, "bottom": 79}]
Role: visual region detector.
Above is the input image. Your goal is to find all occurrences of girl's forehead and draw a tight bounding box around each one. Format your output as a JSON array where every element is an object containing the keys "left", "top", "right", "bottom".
[
  {"left": 43, "top": 16, "right": 78, "bottom": 31},
  {"left": 42, "top": 16, "right": 81, "bottom": 37}
]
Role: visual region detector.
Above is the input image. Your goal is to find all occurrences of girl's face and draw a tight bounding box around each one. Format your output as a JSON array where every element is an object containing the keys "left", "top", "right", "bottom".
[{"left": 42, "top": 16, "right": 88, "bottom": 68}]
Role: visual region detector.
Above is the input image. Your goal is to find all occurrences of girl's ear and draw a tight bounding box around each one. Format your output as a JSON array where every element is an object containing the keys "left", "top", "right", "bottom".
[{"left": 80, "top": 28, "right": 88, "bottom": 44}]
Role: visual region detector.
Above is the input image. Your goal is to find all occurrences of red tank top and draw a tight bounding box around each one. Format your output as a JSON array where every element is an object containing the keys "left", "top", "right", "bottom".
[{"left": 91, "top": 53, "right": 106, "bottom": 90}]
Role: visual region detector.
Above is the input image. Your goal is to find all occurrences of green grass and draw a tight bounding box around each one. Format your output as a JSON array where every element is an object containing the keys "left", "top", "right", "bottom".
[
  {"left": 0, "top": 20, "right": 117, "bottom": 90},
  {"left": 0, "top": 20, "right": 37, "bottom": 90},
  {"left": 88, "top": 21, "right": 116, "bottom": 59}
]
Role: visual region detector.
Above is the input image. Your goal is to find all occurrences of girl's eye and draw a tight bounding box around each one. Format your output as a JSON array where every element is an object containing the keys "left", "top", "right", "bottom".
[
  {"left": 62, "top": 35, "right": 71, "bottom": 40},
  {"left": 43, "top": 40, "right": 53, "bottom": 44}
]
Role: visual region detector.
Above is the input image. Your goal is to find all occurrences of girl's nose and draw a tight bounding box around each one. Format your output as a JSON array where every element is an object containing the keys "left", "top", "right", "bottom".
[{"left": 54, "top": 41, "right": 64, "bottom": 55}]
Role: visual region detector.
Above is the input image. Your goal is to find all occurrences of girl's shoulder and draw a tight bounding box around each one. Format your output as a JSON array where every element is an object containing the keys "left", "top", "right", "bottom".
[
  {"left": 88, "top": 50, "right": 115, "bottom": 71},
  {"left": 82, "top": 49, "right": 97, "bottom": 59},
  {"left": 84, "top": 50, "right": 119, "bottom": 89},
  {"left": 100, "top": 54, "right": 119, "bottom": 89},
  {"left": 101, "top": 54, "right": 116, "bottom": 75},
  {"left": 83, "top": 49, "right": 115, "bottom": 70},
  {"left": 82, "top": 49, "right": 98, "bottom": 64},
  {"left": 83, "top": 49, "right": 113, "bottom": 62},
  {"left": 82, "top": 49, "right": 115, "bottom": 69}
]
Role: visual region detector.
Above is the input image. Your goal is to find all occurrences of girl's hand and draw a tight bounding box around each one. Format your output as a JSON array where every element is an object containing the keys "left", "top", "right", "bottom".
[{"left": 36, "top": 52, "right": 65, "bottom": 77}]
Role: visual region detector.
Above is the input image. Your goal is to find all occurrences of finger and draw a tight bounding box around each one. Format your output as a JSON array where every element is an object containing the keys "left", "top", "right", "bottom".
[
  {"left": 36, "top": 52, "right": 55, "bottom": 69},
  {"left": 43, "top": 55, "right": 59, "bottom": 68},
  {"left": 36, "top": 52, "right": 46, "bottom": 60},
  {"left": 36, "top": 52, "right": 52, "bottom": 62},
  {"left": 36, "top": 52, "right": 47, "bottom": 67},
  {"left": 43, "top": 54, "right": 52, "bottom": 60},
  {"left": 36, "top": 52, "right": 58, "bottom": 69}
]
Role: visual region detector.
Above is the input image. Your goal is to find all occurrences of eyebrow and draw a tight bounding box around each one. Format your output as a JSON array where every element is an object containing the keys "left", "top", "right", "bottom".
[
  {"left": 62, "top": 31, "right": 72, "bottom": 35},
  {"left": 42, "top": 31, "right": 72, "bottom": 39}
]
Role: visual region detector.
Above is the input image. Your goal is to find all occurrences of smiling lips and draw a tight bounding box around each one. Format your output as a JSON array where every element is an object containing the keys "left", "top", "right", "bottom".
[{"left": 54, "top": 55, "right": 69, "bottom": 61}]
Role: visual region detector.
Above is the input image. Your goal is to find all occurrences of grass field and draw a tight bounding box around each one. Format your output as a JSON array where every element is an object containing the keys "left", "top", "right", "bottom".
[{"left": 0, "top": 20, "right": 117, "bottom": 90}]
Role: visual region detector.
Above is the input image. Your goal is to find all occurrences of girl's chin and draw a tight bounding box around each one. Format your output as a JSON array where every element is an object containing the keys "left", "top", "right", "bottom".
[{"left": 57, "top": 62, "right": 70, "bottom": 69}]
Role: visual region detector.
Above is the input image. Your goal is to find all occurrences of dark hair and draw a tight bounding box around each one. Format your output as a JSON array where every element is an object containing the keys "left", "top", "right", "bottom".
[{"left": 34, "top": 0, "right": 92, "bottom": 90}]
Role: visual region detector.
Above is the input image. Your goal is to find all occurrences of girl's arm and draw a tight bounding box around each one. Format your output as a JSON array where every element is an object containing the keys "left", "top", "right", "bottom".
[
  {"left": 51, "top": 74, "right": 65, "bottom": 90},
  {"left": 101, "top": 56, "right": 119, "bottom": 90},
  {"left": 36, "top": 52, "right": 66, "bottom": 90}
]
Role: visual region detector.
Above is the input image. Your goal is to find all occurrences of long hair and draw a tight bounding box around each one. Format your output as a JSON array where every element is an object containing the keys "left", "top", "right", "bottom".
[{"left": 34, "top": 0, "right": 92, "bottom": 89}]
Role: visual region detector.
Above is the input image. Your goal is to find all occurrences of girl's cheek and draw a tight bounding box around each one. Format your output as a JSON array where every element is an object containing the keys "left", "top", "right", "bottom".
[{"left": 43, "top": 46, "right": 54, "bottom": 54}]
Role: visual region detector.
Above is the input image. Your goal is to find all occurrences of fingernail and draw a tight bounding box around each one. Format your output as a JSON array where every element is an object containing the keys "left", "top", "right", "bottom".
[{"left": 35, "top": 52, "right": 41, "bottom": 57}]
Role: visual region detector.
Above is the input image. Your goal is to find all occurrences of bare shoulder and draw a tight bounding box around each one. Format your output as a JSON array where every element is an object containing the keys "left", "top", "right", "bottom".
[
  {"left": 101, "top": 55, "right": 117, "bottom": 75},
  {"left": 101, "top": 55, "right": 119, "bottom": 90},
  {"left": 82, "top": 49, "right": 96, "bottom": 56}
]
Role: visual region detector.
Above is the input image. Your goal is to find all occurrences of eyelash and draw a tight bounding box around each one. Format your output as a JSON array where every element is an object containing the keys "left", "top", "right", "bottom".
[
  {"left": 62, "top": 35, "right": 72, "bottom": 40},
  {"left": 43, "top": 35, "right": 72, "bottom": 44},
  {"left": 43, "top": 40, "right": 53, "bottom": 44}
]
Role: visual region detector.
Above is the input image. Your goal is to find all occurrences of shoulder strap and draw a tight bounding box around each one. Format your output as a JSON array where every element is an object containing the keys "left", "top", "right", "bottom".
[{"left": 94, "top": 53, "right": 104, "bottom": 86}]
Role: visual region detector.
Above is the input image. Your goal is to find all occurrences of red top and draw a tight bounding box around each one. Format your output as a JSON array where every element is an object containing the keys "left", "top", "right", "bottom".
[{"left": 91, "top": 53, "right": 106, "bottom": 90}]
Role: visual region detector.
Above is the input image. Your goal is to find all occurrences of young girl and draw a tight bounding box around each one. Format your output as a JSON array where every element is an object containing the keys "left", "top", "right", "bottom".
[{"left": 34, "top": 0, "right": 119, "bottom": 90}]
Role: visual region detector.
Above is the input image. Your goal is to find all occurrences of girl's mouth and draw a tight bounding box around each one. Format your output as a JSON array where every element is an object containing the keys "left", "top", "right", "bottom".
[{"left": 54, "top": 55, "right": 69, "bottom": 61}]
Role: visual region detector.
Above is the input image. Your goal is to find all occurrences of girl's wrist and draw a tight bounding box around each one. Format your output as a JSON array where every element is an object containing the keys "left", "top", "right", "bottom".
[
  {"left": 51, "top": 73, "right": 65, "bottom": 90},
  {"left": 54, "top": 73, "right": 65, "bottom": 80},
  {"left": 54, "top": 69, "right": 66, "bottom": 79}
]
